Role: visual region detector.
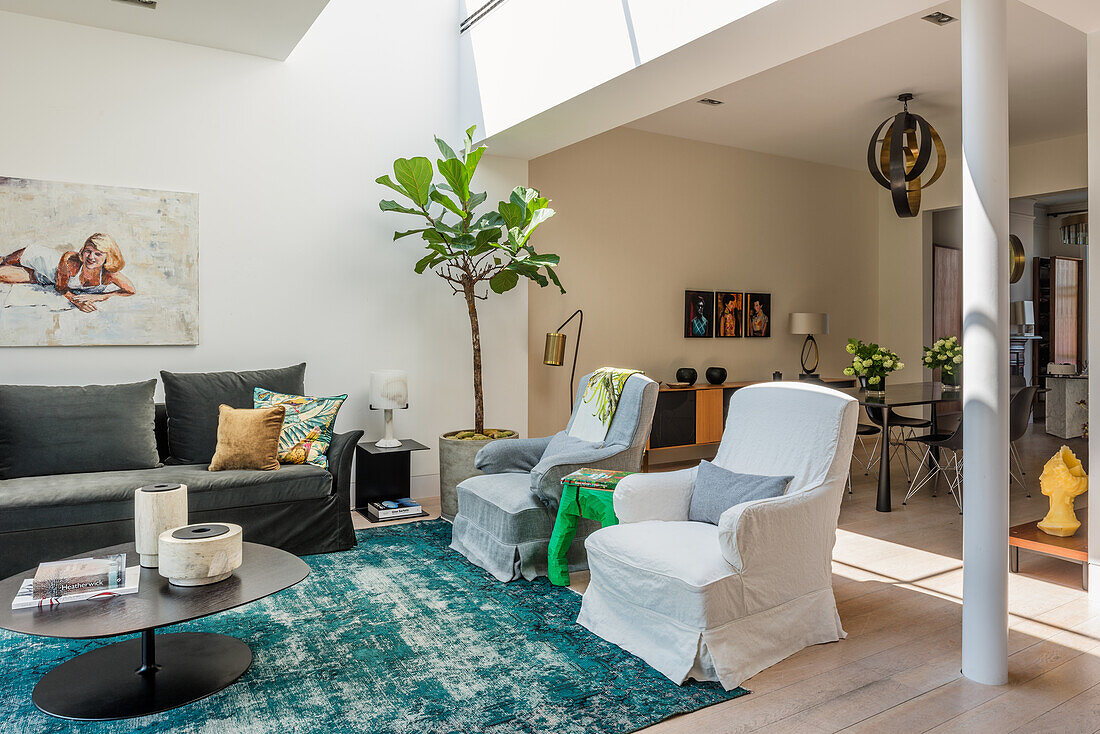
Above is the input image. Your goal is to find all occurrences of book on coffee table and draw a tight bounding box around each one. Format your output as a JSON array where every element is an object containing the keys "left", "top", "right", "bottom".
[
  {"left": 31, "top": 553, "right": 126, "bottom": 599},
  {"left": 13, "top": 563, "right": 140, "bottom": 610},
  {"left": 561, "top": 468, "right": 633, "bottom": 491}
]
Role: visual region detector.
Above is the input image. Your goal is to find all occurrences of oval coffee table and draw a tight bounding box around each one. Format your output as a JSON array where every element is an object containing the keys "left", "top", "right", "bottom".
[{"left": 0, "top": 541, "right": 309, "bottom": 721}]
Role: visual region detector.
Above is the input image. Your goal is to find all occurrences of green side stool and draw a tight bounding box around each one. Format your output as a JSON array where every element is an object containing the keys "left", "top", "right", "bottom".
[{"left": 548, "top": 473, "right": 629, "bottom": 586}]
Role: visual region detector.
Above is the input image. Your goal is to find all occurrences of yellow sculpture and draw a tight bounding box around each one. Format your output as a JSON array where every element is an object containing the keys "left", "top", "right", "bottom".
[{"left": 1037, "top": 446, "right": 1089, "bottom": 537}]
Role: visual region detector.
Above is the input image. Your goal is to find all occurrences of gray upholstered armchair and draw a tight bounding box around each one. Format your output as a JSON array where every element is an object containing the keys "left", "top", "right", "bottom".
[{"left": 449, "top": 372, "right": 658, "bottom": 582}]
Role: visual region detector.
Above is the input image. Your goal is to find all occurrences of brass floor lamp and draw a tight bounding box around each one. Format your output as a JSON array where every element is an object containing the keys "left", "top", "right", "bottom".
[{"left": 544, "top": 309, "right": 583, "bottom": 408}]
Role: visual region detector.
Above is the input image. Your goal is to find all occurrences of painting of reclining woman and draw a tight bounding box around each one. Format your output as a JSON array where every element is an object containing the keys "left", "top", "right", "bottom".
[
  {"left": 1, "top": 234, "right": 135, "bottom": 313},
  {"left": 0, "top": 176, "right": 198, "bottom": 346}
]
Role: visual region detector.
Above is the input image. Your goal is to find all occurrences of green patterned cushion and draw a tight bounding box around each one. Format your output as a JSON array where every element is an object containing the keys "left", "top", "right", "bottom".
[{"left": 254, "top": 388, "right": 346, "bottom": 470}]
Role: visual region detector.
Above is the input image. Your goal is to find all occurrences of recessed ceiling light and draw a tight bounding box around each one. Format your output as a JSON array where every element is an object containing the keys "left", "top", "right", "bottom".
[
  {"left": 922, "top": 11, "right": 957, "bottom": 26},
  {"left": 698, "top": 98, "right": 724, "bottom": 106},
  {"left": 113, "top": 0, "right": 157, "bottom": 8}
]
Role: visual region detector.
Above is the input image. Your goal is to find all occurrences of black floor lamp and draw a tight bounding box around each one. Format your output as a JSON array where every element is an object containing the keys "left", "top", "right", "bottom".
[{"left": 544, "top": 309, "right": 583, "bottom": 408}]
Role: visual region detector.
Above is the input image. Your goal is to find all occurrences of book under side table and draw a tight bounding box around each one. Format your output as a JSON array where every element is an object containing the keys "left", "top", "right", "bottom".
[{"left": 548, "top": 482, "right": 621, "bottom": 587}]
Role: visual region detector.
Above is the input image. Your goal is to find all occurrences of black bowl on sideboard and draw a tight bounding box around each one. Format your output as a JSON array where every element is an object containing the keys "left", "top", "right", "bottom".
[
  {"left": 675, "top": 367, "right": 697, "bottom": 386},
  {"left": 705, "top": 367, "right": 727, "bottom": 385}
]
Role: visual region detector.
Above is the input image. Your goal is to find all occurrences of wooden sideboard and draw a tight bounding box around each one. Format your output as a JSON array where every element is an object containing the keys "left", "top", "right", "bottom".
[{"left": 644, "top": 377, "right": 857, "bottom": 468}]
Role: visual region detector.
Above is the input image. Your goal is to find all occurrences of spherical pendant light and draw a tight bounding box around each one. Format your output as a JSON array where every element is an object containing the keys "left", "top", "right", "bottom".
[{"left": 867, "top": 93, "right": 946, "bottom": 218}]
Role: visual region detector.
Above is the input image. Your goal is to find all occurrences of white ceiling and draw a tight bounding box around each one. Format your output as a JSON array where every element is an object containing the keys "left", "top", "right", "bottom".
[
  {"left": 627, "top": 1, "right": 1086, "bottom": 172},
  {"left": 0, "top": 0, "right": 330, "bottom": 60}
]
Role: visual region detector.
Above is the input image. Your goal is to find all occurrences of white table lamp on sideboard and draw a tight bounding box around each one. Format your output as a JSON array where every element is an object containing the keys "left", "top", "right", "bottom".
[
  {"left": 370, "top": 370, "right": 408, "bottom": 448},
  {"left": 789, "top": 312, "right": 830, "bottom": 379}
]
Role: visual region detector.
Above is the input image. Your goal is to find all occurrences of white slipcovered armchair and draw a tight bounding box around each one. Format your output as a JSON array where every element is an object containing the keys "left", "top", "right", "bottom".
[{"left": 577, "top": 382, "right": 858, "bottom": 690}]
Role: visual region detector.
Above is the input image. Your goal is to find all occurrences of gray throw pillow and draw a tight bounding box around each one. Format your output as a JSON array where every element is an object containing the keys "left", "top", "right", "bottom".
[
  {"left": 541, "top": 431, "right": 603, "bottom": 463},
  {"left": 160, "top": 364, "right": 306, "bottom": 465},
  {"left": 688, "top": 460, "right": 793, "bottom": 525},
  {"left": 0, "top": 381, "right": 159, "bottom": 479}
]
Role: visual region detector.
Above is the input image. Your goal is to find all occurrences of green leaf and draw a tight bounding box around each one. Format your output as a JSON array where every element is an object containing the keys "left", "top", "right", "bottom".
[
  {"left": 474, "top": 228, "right": 502, "bottom": 247},
  {"left": 505, "top": 226, "right": 523, "bottom": 250},
  {"left": 510, "top": 187, "right": 538, "bottom": 210},
  {"left": 464, "top": 146, "right": 485, "bottom": 179},
  {"left": 526, "top": 252, "right": 560, "bottom": 266},
  {"left": 467, "top": 191, "right": 488, "bottom": 211},
  {"left": 421, "top": 229, "right": 446, "bottom": 245},
  {"left": 498, "top": 202, "right": 525, "bottom": 229},
  {"left": 450, "top": 234, "right": 476, "bottom": 251},
  {"left": 413, "top": 253, "right": 439, "bottom": 274},
  {"left": 393, "top": 157, "right": 433, "bottom": 207},
  {"left": 380, "top": 199, "right": 424, "bottom": 216},
  {"left": 437, "top": 158, "right": 471, "bottom": 202},
  {"left": 490, "top": 270, "right": 519, "bottom": 294},
  {"left": 431, "top": 218, "right": 461, "bottom": 235},
  {"left": 429, "top": 189, "right": 466, "bottom": 218},
  {"left": 469, "top": 241, "right": 497, "bottom": 257},
  {"left": 545, "top": 267, "right": 566, "bottom": 294},
  {"left": 393, "top": 228, "right": 428, "bottom": 240},
  {"left": 521, "top": 207, "right": 555, "bottom": 240},
  {"left": 506, "top": 260, "right": 547, "bottom": 287},
  {"left": 376, "top": 174, "right": 409, "bottom": 199},
  {"left": 472, "top": 211, "right": 503, "bottom": 230},
  {"left": 464, "top": 125, "right": 478, "bottom": 159},
  {"left": 434, "top": 135, "right": 459, "bottom": 160}
]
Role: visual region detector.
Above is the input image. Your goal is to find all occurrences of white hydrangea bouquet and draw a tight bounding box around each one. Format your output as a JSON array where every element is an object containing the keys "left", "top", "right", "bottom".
[
  {"left": 924, "top": 336, "right": 962, "bottom": 389},
  {"left": 843, "top": 338, "right": 904, "bottom": 394}
]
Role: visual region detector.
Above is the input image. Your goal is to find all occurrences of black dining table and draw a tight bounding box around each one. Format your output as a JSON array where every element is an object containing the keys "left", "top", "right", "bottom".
[{"left": 835, "top": 381, "right": 962, "bottom": 512}]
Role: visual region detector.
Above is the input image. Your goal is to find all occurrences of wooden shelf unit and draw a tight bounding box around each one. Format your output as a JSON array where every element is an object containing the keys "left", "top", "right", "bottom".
[{"left": 645, "top": 377, "right": 856, "bottom": 468}]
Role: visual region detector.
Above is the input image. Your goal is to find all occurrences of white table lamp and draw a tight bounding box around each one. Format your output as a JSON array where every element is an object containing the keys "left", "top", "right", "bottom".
[
  {"left": 789, "top": 312, "right": 830, "bottom": 378},
  {"left": 370, "top": 370, "right": 408, "bottom": 448}
]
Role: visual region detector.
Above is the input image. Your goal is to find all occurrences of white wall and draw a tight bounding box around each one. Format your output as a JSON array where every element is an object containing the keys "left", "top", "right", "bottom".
[{"left": 0, "top": 3, "right": 530, "bottom": 495}]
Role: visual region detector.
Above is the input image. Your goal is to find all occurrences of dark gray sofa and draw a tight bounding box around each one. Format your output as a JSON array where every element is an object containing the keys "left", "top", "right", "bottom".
[{"left": 0, "top": 404, "right": 362, "bottom": 579}]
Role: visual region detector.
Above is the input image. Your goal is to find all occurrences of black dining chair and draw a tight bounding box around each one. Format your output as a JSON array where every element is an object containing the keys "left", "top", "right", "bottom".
[
  {"left": 847, "top": 423, "right": 881, "bottom": 495},
  {"left": 1009, "top": 386, "right": 1039, "bottom": 497},
  {"left": 864, "top": 406, "right": 932, "bottom": 483},
  {"left": 903, "top": 418, "right": 964, "bottom": 513}
]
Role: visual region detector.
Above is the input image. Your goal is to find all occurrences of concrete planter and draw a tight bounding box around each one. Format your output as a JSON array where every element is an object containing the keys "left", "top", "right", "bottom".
[{"left": 438, "top": 431, "right": 516, "bottom": 520}]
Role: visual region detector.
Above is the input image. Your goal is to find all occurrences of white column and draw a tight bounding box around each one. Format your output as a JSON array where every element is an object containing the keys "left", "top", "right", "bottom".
[
  {"left": 961, "top": 0, "right": 1010, "bottom": 686},
  {"left": 1087, "top": 31, "right": 1100, "bottom": 594}
]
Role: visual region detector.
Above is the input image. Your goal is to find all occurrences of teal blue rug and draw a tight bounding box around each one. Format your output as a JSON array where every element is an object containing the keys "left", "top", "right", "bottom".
[{"left": 0, "top": 520, "right": 746, "bottom": 733}]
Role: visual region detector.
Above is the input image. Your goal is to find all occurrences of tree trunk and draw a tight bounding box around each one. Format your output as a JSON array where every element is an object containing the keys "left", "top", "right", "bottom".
[{"left": 462, "top": 278, "right": 485, "bottom": 434}]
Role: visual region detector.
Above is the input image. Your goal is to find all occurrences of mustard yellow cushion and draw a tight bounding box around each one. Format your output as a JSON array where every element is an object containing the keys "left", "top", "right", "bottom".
[{"left": 208, "top": 404, "right": 286, "bottom": 472}]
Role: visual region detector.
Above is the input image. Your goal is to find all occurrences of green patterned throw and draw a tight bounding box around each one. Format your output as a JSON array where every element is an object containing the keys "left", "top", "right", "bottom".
[{"left": 569, "top": 367, "right": 642, "bottom": 442}]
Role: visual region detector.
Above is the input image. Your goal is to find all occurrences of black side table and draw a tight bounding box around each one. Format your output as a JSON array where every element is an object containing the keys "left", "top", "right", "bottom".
[{"left": 353, "top": 439, "right": 429, "bottom": 516}]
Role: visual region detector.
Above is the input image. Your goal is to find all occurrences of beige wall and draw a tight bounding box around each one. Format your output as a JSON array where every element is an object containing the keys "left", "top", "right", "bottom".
[{"left": 526, "top": 127, "right": 880, "bottom": 435}]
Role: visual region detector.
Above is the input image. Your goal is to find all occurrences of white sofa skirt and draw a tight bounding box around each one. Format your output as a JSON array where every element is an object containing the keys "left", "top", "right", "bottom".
[{"left": 577, "top": 522, "right": 846, "bottom": 690}]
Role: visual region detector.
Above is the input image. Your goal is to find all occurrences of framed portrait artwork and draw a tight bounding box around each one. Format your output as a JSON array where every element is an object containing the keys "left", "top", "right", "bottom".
[
  {"left": 744, "top": 292, "right": 771, "bottom": 337},
  {"left": 0, "top": 176, "right": 198, "bottom": 346},
  {"left": 683, "top": 290, "right": 714, "bottom": 338},
  {"left": 715, "top": 291, "right": 743, "bottom": 337}
]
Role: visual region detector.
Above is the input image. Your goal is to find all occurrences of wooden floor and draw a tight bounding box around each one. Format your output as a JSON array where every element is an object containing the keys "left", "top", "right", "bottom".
[{"left": 353, "top": 425, "right": 1099, "bottom": 733}]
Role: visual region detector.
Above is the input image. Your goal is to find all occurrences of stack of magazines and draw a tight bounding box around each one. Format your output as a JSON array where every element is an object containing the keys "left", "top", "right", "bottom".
[
  {"left": 561, "top": 468, "right": 633, "bottom": 491},
  {"left": 11, "top": 553, "right": 140, "bottom": 610}
]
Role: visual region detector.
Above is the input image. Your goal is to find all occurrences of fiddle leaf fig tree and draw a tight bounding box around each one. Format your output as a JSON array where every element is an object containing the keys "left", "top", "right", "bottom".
[{"left": 378, "top": 125, "right": 563, "bottom": 434}]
